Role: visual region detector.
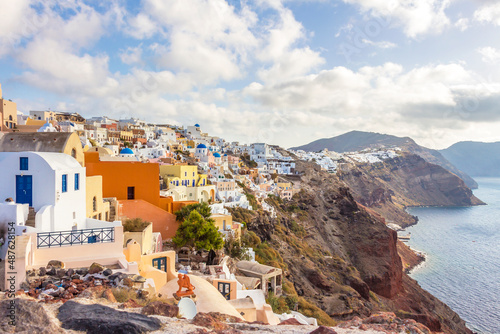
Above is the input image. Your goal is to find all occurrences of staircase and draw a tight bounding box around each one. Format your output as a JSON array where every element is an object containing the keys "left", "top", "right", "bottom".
[
  {"left": 103, "top": 198, "right": 117, "bottom": 221},
  {"left": 109, "top": 204, "right": 116, "bottom": 222},
  {"left": 25, "top": 207, "right": 36, "bottom": 228}
]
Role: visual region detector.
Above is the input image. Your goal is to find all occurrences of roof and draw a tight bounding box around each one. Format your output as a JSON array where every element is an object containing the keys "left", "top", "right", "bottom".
[
  {"left": 120, "top": 147, "right": 134, "bottom": 154},
  {"left": 195, "top": 124, "right": 200, "bottom": 127},
  {"left": 0, "top": 151, "right": 82, "bottom": 170},
  {"left": 196, "top": 144, "right": 207, "bottom": 149},
  {"left": 0, "top": 132, "right": 76, "bottom": 153},
  {"left": 213, "top": 152, "right": 221, "bottom": 158},
  {"left": 235, "top": 276, "right": 261, "bottom": 289},
  {"left": 236, "top": 261, "right": 282, "bottom": 276}
]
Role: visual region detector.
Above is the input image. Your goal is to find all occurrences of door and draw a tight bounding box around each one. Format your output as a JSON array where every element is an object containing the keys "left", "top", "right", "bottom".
[
  {"left": 16, "top": 175, "right": 33, "bottom": 206},
  {"left": 218, "top": 282, "right": 231, "bottom": 300},
  {"left": 152, "top": 257, "right": 167, "bottom": 272},
  {"left": 127, "top": 186, "right": 135, "bottom": 200}
]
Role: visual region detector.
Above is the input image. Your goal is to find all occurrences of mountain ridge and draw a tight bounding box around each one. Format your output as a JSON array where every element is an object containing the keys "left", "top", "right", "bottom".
[
  {"left": 291, "top": 130, "right": 478, "bottom": 189},
  {"left": 440, "top": 141, "right": 500, "bottom": 177}
]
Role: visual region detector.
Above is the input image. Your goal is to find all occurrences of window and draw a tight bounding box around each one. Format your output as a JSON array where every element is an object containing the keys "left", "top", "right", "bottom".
[
  {"left": 62, "top": 174, "right": 67, "bottom": 193},
  {"left": 185, "top": 172, "right": 187, "bottom": 176},
  {"left": 71, "top": 148, "right": 77, "bottom": 158},
  {"left": 20, "top": 157, "right": 28, "bottom": 170},
  {"left": 93, "top": 197, "right": 97, "bottom": 211},
  {"left": 74, "top": 173, "right": 79, "bottom": 190}
]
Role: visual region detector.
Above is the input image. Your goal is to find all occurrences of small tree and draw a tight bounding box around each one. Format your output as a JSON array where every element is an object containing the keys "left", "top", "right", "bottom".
[
  {"left": 175, "top": 202, "right": 212, "bottom": 222},
  {"left": 172, "top": 210, "right": 224, "bottom": 251}
]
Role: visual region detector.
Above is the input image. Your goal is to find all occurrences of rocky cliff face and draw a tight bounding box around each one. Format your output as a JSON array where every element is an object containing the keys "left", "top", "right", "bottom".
[
  {"left": 337, "top": 153, "right": 484, "bottom": 228},
  {"left": 233, "top": 160, "right": 473, "bottom": 334}
]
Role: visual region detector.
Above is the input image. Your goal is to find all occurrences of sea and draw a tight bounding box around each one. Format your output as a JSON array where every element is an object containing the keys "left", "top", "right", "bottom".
[{"left": 402, "top": 177, "right": 500, "bottom": 334}]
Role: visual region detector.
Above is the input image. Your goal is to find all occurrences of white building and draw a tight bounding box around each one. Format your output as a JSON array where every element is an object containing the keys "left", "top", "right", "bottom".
[
  {"left": 0, "top": 152, "right": 86, "bottom": 232},
  {"left": 86, "top": 127, "right": 108, "bottom": 143},
  {"left": 186, "top": 124, "right": 202, "bottom": 139}
]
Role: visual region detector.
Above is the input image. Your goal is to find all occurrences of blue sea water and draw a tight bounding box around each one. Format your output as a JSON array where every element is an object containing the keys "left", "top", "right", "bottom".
[{"left": 404, "top": 177, "right": 500, "bottom": 334}]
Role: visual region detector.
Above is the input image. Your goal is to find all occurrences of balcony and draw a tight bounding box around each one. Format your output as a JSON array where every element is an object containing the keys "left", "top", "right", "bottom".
[{"left": 37, "top": 227, "right": 115, "bottom": 248}]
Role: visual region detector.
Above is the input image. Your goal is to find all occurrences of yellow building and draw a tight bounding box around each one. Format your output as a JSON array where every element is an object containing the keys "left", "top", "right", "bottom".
[
  {"left": 120, "top": 130, "right": 134, "bottom": 142},
  {"left": 277, "top": 182, "right": 292, "bottom": 190},
  {"left": 123, "top": 241, "right": 177, "bottom": 292},
  {"left": 30, "top": 110, "right": 57, "bottom": 122},
  {"left": 86, "top": 175, "right": 111, "bottom": 221},
  {"left": 160, "top": 165, "right": 208, "bottom": 188},
  {"left": 211, "top": 214, "right": 241, "bottom": 240},
  {"left": 0, "top": 83, "right": 17, "bottom": 131}
]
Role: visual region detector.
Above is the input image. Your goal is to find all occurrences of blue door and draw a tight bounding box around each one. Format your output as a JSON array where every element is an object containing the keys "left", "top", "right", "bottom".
[{"left": 16, "top": 175, "right": 33, "bottom": 206}]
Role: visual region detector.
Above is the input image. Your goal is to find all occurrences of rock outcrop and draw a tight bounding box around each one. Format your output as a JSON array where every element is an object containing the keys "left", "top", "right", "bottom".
[
  {"left": 338, "top": 153, "right": 484, "bottom": 228},
  {"left": 0, "top": 299, "right": 64, "bottom": 333},
  {"left": 57, "top": 300, "right": 162, "bottom": 333}
]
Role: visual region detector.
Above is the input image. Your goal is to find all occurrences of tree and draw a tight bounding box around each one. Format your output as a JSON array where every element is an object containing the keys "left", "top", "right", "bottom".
[
  {"left": 172, "top": 210, "right": 224, "bottom": 251},
  {"left": 174, "top": 202, "right": 212, "bottom": 222}
]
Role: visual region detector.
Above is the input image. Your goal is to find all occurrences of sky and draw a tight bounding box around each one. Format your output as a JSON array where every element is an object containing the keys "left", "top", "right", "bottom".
[{"left": 1, "top": 0, "right": 500, "bottom": 149}]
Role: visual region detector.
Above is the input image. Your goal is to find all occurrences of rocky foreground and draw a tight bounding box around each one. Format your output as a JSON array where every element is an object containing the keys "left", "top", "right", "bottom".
[{"left": 1, "top": 295, "right": 436, "bottom": 334}]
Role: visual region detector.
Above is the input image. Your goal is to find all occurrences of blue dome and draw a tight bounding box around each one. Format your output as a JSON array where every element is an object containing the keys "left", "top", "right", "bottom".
[
  {"left": 194, "top": 124, "right": 200, "bottom": 127},
  {"left": 213, "top": 152, "right": 221, "bottom": 158},
  {"left": 196, "top": 144, "right": 207, "bottom": 149},
  {"left": 224, "top": 153, "right": 228, "bottom": 156},
  {"left": 120, "top": 148, "right": 134, "bottom": 154}
]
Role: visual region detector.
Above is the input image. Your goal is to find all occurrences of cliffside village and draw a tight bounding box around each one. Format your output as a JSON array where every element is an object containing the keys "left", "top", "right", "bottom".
[
  {"left": 0, "top": 82, "right": 411, "bottom": 327},
  {"left": 0, "top": 83, "right": 319, "bottom": 325}
]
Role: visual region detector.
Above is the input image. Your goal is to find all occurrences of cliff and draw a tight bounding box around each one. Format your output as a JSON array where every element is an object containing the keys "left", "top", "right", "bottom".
[
  {"left": 291, "top": 130, "right": 478, "bottom": 189},
  {"left": 230, "top": 159, "right": 473, "bottom": 334},
  {"left": 337, "top": 153, "right": 484, "bottom": 228}
]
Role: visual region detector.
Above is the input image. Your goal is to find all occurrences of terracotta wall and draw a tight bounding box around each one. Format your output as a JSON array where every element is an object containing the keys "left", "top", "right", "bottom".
[{"left": 118, "top": 199, "right": 177, "bottom": 239}]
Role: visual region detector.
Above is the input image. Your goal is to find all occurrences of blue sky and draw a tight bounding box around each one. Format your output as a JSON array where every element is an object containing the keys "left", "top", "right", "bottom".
[{"left": 1, "top": 0, "right": 500, "bottom": 149}]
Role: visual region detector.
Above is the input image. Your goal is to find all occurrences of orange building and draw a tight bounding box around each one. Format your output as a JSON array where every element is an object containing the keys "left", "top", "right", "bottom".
[
  {"left": 85, "top": 151, "right": 161, "bottom": 206},
  {"left": 84, "top": 152, "right": 197, "bottom": 239}
]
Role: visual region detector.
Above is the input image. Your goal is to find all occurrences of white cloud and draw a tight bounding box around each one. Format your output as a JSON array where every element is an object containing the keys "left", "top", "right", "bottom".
[
  {"left": 342, "top": 0, "right": 452, "bottom": 38},
  {"left": 361, "top": 39, "right": 397, "bottom": 49},
  {"left": 256, "top": 3, "right": 324, "bottom": 83},
  {"left": 0, "top": 0, "right": 45, "bottom": 58},
  {"left": 474, "top": 3, "right": 500, "bottom": 25},
  {"left": 125, "top": 13, "right": 158, "bottom": 39},
  {"left": 140, "top": 0, "right": 259, "bottom": 84},
  {"left": 477, "top": 47, "right": 500, "bottom": 64},
  {"left": 120, "top": 46, "right": 143, "bottom": 65},
  {"left": 454, "top": 18, "right": 469, "bottom": 31}
]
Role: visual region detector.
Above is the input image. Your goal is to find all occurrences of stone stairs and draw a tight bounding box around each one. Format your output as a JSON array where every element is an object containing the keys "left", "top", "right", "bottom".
[
  {"left": 25, "top": 207, "right": 36, "bottom": 228},
  {"left": 109, "top": 205, "right": 116, "bottom": 222}
]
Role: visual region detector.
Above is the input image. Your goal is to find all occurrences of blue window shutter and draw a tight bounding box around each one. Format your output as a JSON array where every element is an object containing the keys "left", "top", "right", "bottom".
[
  {"left": 62, "top": 174, "right": 67, "bottom": 193},
  {"left": 75, "top": 173, "right": 79, "bottom": 191}
]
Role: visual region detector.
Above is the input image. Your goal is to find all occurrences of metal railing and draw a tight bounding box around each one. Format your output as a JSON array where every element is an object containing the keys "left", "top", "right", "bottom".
[{"left": 37, "top": 227, "right": 115, "bottom": 248}]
